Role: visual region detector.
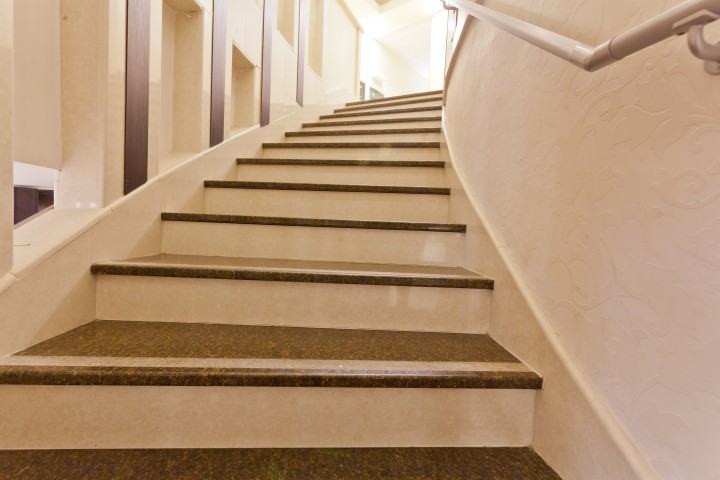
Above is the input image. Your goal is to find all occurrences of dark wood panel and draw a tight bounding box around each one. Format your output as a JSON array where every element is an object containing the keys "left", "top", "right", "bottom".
[
  {"left": 261, "top": 0, "right": 274, "bottom": 126},
  {"left": 296, "top": 0, "right": 309, "bottom": 106},
  {"left": 210, "top": 0, "right": 228, "bottom": 147},
  {"left": 124, "top": 0, "right": 151, "bottom": 195}
]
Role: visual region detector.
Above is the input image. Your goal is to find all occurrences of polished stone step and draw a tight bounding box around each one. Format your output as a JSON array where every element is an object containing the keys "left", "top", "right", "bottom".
[
  {"left": 262, "top": 141, "right": 441, "bottom": 149},
  {"left": 93, "top": 255, "right": 493, "bottom": 332},
  {"left": 345, "top": 88, "right": 443, "bottom": 106},
  {"left": 302, "top": 116, "right": 442, "bottom": 129},
  {"left": 334, "top": 96, "right": 442, "bottom": 114},
  {"left": 161, "top": 213, "right": 466, "bottom": 266},
  {"left": 0, "top": 320, "right": 540, "bottom": 389},
  {"left": 284, "top": 128, "right": 441, "bottom": 143},
  {"left": 318, "top": 105, "right": 442, "bottom": 120},
  {"left": 0, "top": 447, "right": 561, "bottom": 479},
  {"left": 202, "top": 181, "right": 451, "bottom": 222},
  {"left": 288, "top": 127, "right": 441, "bottom": 137},
  {"left": 260, "top": 141, "right": 442, "bottom": 161}
]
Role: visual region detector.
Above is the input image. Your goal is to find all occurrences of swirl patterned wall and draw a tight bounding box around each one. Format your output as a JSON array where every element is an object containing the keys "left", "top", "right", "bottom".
[{"left": 444, "top": 1, "right": 720, "bottom": 478}]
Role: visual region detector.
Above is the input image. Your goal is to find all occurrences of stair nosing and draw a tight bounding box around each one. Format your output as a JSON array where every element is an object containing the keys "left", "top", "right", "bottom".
[
  {"left": 261, "top": 142, "right": 441, "bottom": 149},
  {"left": 235, "top": 158, "right": 445, "bottom": 168},
  {"left": 318, "top": 106, "right": 442, "bottom": 120},
  {"left": 203, "top": 181, "right": 451, "bottom": 195},
  {"left": 0, "top": 363, "right": 541, "bottom": 388},
  {"left": 90, "top": 262, "right": 494, "bottom": 289},
  {"left": 334, "top": 96, "right": 442, "bottom": 114},
  {"left": 286, "top": 128, "right": 441, "bottom": 137},
  {"left": 161, "top": 213, "right": 466, "bottom": 232},
  {"left": 345, "top": 89, "right": 443, "bottom": 106},
  {"left": 302, "top": 116, "right": 442, "bottom": 128}
]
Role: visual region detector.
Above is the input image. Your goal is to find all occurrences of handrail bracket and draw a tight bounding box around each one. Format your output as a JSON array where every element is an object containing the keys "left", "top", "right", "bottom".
[{"left": 687, "top": 24, "right": 720, "bottom": 74}]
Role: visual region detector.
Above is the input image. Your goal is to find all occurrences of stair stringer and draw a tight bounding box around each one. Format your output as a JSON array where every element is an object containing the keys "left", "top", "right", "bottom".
[{"left": 440, "top": 128, "right": 655, "bottom": 480}]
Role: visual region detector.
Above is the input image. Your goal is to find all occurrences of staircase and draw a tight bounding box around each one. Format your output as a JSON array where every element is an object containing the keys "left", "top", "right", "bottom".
[{"left": 0, "top": 91, "right": 561, "bottom": 479}]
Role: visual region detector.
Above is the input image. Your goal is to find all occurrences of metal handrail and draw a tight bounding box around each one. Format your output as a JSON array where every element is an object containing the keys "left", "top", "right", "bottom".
[{"left": 444, "top": 0, "right": 720, "bottom": 74}]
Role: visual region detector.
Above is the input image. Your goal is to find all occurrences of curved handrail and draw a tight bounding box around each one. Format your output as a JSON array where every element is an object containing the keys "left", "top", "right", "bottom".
[{"left": 444, "top": 0, "right": 720, "bottom": 72}]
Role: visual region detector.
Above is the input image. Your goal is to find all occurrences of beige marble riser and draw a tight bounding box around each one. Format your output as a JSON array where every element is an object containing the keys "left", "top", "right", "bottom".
[
  {"left": 334, "top": 99, "right": 443, "bottom": 115},
  {"left": 162, "top": 221, "right": 465, "bottom": 267},
  {"left": 203, "top": 187, "right": 451, "bottom": 223},
  {"left": 345, "top": 89, "right": 443, "bottom": 107},
  {"left": 236, "top": 163, "right": 446, "bottom": 187},
  {"left": 0, "top": 385, "right": 533, "bottom": 449},
  {"left": 260, "top": 146, "right": 441, "bottom": 161},
  {"left": 318, "top": 108, "right": 443, "bottom": 122},
  {"left": 301, "top": 119, "right": 442, "bottom": 131},
  {"left": 95, "top": 275, "right": 491, "bottom": 333},
  {"left": 282, "top": 132, "right": 443, "bottom": 143}
]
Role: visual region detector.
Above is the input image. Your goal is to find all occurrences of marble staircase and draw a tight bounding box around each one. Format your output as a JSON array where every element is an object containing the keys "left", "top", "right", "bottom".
[{"left": 0, "top": 90, "right": 561, "bottom": 479}]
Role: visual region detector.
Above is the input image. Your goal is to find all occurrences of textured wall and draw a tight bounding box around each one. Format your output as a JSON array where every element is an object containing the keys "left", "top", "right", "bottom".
[{"left": 444, "top": 1, "right": 720, "bottom": 479}]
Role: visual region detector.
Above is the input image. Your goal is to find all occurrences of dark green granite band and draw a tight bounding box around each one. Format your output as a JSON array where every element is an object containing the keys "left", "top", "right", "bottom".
[
  {"left": 203, "top": 180, "right": 449, "bottom": 195},
  {"left": 161, "top": 213, "right": 466, "bottom": 232}
]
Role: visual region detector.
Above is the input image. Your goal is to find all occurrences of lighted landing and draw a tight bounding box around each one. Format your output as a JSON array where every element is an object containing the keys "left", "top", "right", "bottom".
[
  {"left": 0, "top": 321, "right": 541, "bottom": 389},
  {"left": 0, "top": 447, "right": 561, "bottom": 479}
]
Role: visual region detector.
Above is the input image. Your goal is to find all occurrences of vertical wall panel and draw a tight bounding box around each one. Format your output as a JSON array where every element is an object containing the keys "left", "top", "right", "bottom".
[
  {"left": 296, "top": 0, "right": 308, "bottom": 106},
  {"left": 124, "top": 0, "right": 151, "bottom": 195},
  {"left": 261, "top": 0, "right": 274, "bottom": 126},
  {"left": 210, "top": 0, "right": 227, "bottom": 147},
  {"left": 0, "top": 0, "right": 13, "bottom": 277}
]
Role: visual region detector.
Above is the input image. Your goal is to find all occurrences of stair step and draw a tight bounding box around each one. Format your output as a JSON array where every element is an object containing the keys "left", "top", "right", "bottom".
[
  {"left": 0, "top": 320, "right": 540, "bottom": 389},
  {"left": 284, "top": 128, "right": 441, "bottom": 143},
  {"left": 262, "top": 141, "right": 441, "bottom": 149},
  {"left": 161, "top": 214, "right": 466, "bottom": 266},
  {"left": 260, "top": 141, "right": 442, "bottom": 161},
  {"left": 334, "top": 96, "right": 442, "bottom": 114},
  {"left": 318, "top": 105, "right": 442, "bottom": 120},
  {"left": 302, "top": 116, "right": 442, "bottom": 129},
  {"left": 286, "top": 127, "right": 441, "bottom": 136},
  {"left": 0, "top": 447, "right": 561, "bottom": 479},
  {"left": 235, "top": 159, "right": 446, "bottom": 186},
  {"left": 346, "top": 88, "right": 443, "bottom": 106},
  {"left": 203, "top": 181, "right": 450, "bottom": 222},
  {"left": 93, "top": 255, "right": 492, "bottom": 332}
]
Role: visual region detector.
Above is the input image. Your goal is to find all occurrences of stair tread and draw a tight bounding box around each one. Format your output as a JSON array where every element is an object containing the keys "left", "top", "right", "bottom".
[
  {"left": 262, "top": 141, "right": 441, "bottom": 148},
  {"left": 0, "top": 321, "right": 540, "bottom": 388},
  {"left": 161, "top": 213, "right": 466, "bottom": 232},
  {"left": 334, "top": 96, "right": 442, "bottom": 113},
  {"left": 345, "top": 88, "right": 443, "bottom": 105},
  {"left": 91, "top": 254, "right": 493, "bottom": 289},
  {"left": 204, "top": 180, "right": 449, "bottom": 195},
  {"left": 236, "top": 158, "right": 445, "bottom": 167},
  {"left": 319, "top": 105, "right": 442, "bottom": 120},
  {"left": 302, "top": 116, "right": 442, "bottom": 127},
  {"left": 0, "top": 447, "right": 561, "bottom": 479},
  {"left": 286, "top": 127, "right": 441, "bottom": 136}
]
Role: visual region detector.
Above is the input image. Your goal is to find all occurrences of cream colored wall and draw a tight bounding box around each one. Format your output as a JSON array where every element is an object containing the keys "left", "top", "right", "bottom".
[
  {"left": 321, "top": 0, "right": 358, "bottom": 99},
  {"left": 444, "top": 3, "right": 720, "bottom": 479},
  {"left": 12, "top": 0, "right": 62, "bottom": 171},
  {"left": 359, "top": 35, "right": 427, "bottom": 97},
  {"left": 0, "top": 0, "right": 13, "bottom": 279}
]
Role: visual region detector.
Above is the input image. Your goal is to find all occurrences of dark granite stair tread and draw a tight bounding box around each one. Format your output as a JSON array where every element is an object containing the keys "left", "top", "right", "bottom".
[
  {"left": 204, "top": 180, "right": 450, "bottom": 195},
  {"left": 262, "top": 141, "right": 441, "bottom": 148},
  {"left": 345, "top": 88, "right": 443, "bottom": 106},
  {"left": 334, "top": 96, "right": 442, "bottom": 113},
  {"left": 0, "top": 447, "right": 561, "bottom": 479},
  {"left": 302, "top": 116, "right": 442, "bottom": 128},
  {"left": 286, "top": 128, "right": 441, "bottom": 137},
  {"left": 0, "top": 321, "right": 541, "bottom": 388},
  {"left": 91, "top": 254, "right": 494, "bottom": 289},
  {"left": 161, "top": 213, "right": 466, "bottom": 232},
  {"left": 236, "top": 158, "right": 445, "bottom": 167},
  {"left": 318, "top": 105, "right": 442, "bottom": 120}
]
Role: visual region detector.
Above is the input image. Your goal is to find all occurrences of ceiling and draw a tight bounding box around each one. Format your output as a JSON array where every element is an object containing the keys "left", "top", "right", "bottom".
[{"left": 344, "top": 0, "right": 445, "bottom": 79}]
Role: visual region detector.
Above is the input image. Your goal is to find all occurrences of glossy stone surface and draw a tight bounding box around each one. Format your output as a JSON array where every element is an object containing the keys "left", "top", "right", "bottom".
[
  {"left": 236, "top": 158, "right": 446, "bottom": 167},
  {"left": 302, "top": 116, "right": 442, "bottom": 128},
  {"left": 319, "top": 105, "right": 442, "bottom": 120},
  {"left": 203, "top": 180, "right": 450, "bottom": 194},
  {"left": 261, "top": 141, "right": 442, "bottom": 148},
  {"left": 0, "top": 447, "right": 562, "bottom": 479},
  {"left": 285, "top": 127, "right": 442, "bottom": 137},
  {"left": 334, "top": 95, "right": 442, "bottom": 113}
]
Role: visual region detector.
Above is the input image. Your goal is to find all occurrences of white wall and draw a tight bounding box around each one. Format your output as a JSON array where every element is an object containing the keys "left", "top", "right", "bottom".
[
  {"left": 321, "top": 0, "right": 359, "bottom": 99},
  {"left": 360, "top": 35, "right": 427, "bottom": 97},
  {"left": 444, "top": 2, "right": 720, "bottom": 479},
  {"left": 0, "top": 0, "right": 13, "bottom": 278}
]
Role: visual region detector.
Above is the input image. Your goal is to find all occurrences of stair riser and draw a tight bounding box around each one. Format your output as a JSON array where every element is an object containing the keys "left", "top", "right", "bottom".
[
  {"left": 0, "top": 385, "right": 534, "bottom": 449},
  {"left": 204, "top": 189, "right": 450, "bottom": 223},
  {"left": 335, "top": 99, "right": 443, "bottom": 114},
  {"left": 320, "top": 109, "right": 443, "bottom": 122},
  {"left": 96, "top": 276, "right": 490, "bottom": 333},
  {"left": 302, "top": 120, "right": 441, "bottom": 131},
  {"left": 261, "top": 147, "right": 441, "bottom": 161},
  {"left": 236, "top": 164, "right": 446, "bottom": 186},
  {"left": 284, "top": 133, "right": 443, "bottom": 143},
  {"left": 162, "top": 222, "right": 465, "bottom": 267},
  {"left": 345, "top": 90, "right": 442, "bottom": 107}
]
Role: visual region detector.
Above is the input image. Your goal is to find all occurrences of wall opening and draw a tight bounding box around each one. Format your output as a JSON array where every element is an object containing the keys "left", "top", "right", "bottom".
[
  {"left": 307, "top": 0, "right": 323, "bottom": 76},
  {"left": 276, "top": 0, "right": 296, "bottom": 48},
  {"left": 231, "top": 45, "right": 259, "bottom": 132}
]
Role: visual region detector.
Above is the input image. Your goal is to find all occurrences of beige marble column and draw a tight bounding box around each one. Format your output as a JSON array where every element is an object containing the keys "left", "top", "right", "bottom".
[{"left": 0, "top": 0, "right": 14, "bottom": 277}]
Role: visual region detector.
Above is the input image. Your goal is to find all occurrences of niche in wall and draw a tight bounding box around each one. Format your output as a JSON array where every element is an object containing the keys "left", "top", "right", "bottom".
[
  {"left": 277, "top": 0, "right": 297, "bottom": 48},
  {"left": 231, "top": 45, "right": 259, "bottom": 131},
  {"left": 307, "top": 0, "right": 323, "bottom": 76},
  {"left": 160, "top": 0, "right": 205, "bottom": 157}
]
